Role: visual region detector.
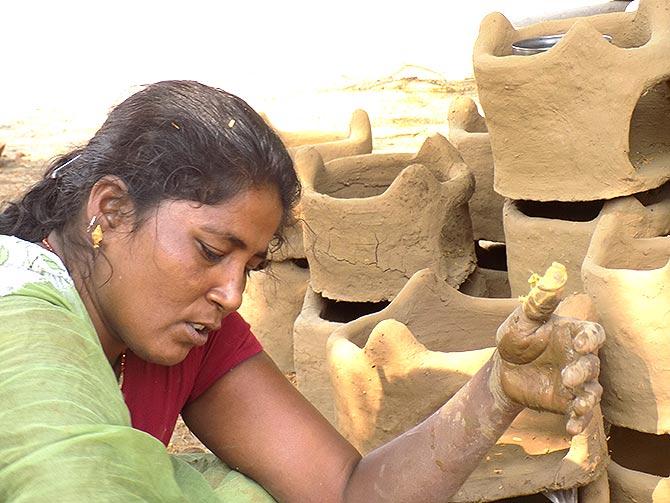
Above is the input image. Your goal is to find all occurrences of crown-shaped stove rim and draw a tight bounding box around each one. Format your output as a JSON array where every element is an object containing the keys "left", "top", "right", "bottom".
[
  {"left": 262, "top": 109, "right": 372, "bottom": 148},
  {"left": 294, "top": 134, "right": 473, "bottom": 206},
  {"left": 473, "top": 0, "right": 670, "bottom": 63},
  {"left": 448, "top": 96, "right": 488, "bottom": 135}
]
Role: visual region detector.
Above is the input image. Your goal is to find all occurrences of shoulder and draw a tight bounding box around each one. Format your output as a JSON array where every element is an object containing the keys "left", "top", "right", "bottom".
[{"left": 0, "top": 235, "right": 84, "bottom": 315}]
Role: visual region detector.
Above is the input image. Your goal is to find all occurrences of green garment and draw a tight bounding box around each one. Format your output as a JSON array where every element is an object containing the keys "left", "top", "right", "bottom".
[{"left": 0, "top": 235, "right": 275, "bottom": 502}]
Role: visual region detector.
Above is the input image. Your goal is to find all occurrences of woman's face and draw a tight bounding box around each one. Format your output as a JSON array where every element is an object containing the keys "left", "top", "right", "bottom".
[{"left": 89, "top": 186, "right": 283, "bottom": 365}]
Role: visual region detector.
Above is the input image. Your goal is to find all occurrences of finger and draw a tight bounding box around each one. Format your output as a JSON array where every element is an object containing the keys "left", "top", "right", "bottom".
[
  {"left": 566, "top": 410, "right": 593, "bottom": 436},
  {"left": 571, "top": 381, "right": 603, "bottom": 416},
  {"left": 572, "top": 393, "right": 596, "bottom": 417},
  {"left": 562, "top": 354, "right": 600, "bottom": 389},
  {"left": 572, "top": 322, "right": 606, "bottom": 355}
]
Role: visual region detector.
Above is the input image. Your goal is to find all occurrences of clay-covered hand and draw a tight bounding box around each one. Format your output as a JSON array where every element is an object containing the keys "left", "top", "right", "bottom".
[{"left": 492, "top": 263, "right": 605, "bottom": 436}]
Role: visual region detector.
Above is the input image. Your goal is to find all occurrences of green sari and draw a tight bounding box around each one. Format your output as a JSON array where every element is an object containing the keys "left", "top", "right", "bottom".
[{"left": 0, "top": 235, "right": 275, "bottom": 502}]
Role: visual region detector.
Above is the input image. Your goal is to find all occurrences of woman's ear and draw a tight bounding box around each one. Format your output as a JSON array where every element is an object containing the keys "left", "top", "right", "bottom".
[{"left": 86, "top": 176, "right": 135, "bottom": 231}]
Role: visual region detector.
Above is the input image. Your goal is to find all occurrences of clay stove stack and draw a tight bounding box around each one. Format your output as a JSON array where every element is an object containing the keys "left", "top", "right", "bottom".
[
  {"left": 292, "top": 135, "right": 478, "bottom": 424},
  {"left": 237, "top": 111, "right": 373, "bottom": 374},
  {"left": 473, "top": 0, "right": 670, "bottom": 299},
  {"left": 473, "top": 0, "right": 670, "bottom": 500}
]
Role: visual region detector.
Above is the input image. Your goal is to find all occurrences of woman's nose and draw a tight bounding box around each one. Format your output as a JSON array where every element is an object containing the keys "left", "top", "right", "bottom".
[{"left": 205, "top": 273, "right": 245, "bottom": 313}]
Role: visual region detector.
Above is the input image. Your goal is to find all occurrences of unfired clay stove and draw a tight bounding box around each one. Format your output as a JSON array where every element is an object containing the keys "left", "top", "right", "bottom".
[
  {"left": 297, "top": 136, "right": 476, "bottom": 302},
  {"left": 473, "top": 1, "right": 670, "bottom": 201}
]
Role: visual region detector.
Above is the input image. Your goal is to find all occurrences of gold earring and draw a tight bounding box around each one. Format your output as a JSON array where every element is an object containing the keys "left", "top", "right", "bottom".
[
  {"left": 91, "top": 224, "right": 104, "bottom": 249},
  {"left": 87, "top": 216, "right": 104, "bottom": 249}
]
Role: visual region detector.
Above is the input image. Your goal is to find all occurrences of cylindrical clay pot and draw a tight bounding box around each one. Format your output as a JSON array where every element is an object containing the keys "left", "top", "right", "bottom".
[
  {"left": 297, "top": 134, "right": 476, "bottom": 302},
  {"left": 473, "top": 0, "right": 670, "bottom": 201},
  {"left": 268, "top": 215, "right": 305, "bottom": 262},
  {"left": 582, "top": 188, "right": 670, "bottom": 434},
  {"left": 328, "top": 269, "right": 608, "bottom": 502},
  {"left": 609, "top": 461, "right": 670, "bottom": 503},
  {"left": 503, "top": 199, "right": 604, "bottom": 297},
  {"left": 238, "top": 259, "right": 310, "bottom": 373},
  {"left": 448, "top": 96, "right": 505, "bottom": 242}
]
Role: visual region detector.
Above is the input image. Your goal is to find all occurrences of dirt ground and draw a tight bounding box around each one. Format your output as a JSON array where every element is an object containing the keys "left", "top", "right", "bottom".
[{"left": 0, "top": 74, "right": 477, "bottom": 453}]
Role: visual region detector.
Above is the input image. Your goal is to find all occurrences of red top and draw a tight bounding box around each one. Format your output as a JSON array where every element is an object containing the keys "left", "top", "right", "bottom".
[{"left": 122, "top": 312, "right": 263, "bottom": 445}]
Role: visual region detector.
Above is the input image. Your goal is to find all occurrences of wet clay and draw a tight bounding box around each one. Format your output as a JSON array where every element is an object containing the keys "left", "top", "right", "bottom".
[{"left": 473, "top": 1, "right": 670, "bottom": 201}]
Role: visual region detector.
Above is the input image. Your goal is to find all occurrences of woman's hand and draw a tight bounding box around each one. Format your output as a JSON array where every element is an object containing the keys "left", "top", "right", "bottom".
[{"left": 492, "top": 263, "right": 606, "bottom": 436}]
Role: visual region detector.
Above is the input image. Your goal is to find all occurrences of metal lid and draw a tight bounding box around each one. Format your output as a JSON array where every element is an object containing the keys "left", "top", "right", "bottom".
[{"left": 512, "top": 33, "right": 613, "bottom": 55}]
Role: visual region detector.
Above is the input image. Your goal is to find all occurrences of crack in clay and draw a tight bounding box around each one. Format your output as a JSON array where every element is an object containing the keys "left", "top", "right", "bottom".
[
  {"left": 318, "top": 249, "right": 360, "bottom": 267},
  {"left": 371, "top": 234, "right": 408, "bottom": 276},
  {"left": 319, "top": 242, "right": 407, "bottom": 276}
]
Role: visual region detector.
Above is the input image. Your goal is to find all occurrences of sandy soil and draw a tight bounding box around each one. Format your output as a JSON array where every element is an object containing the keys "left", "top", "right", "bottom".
[{"left": 0, "top": 75, "right": 477, "bottom": 453}]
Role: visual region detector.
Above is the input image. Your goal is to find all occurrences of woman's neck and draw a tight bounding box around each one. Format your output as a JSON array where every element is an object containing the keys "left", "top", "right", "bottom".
[{"left": 44, "top": 231, "right": 127, "bottom": 365}]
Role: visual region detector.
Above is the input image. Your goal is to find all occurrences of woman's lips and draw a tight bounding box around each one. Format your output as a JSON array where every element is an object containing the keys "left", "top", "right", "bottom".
[{"left": 185, "top": 322, "right": 209, "bottom": 346}]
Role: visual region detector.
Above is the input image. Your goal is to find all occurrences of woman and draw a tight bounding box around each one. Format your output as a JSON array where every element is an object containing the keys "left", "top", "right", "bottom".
[{"left": 0, "top": 80, "right": 604, "bottom": 502}]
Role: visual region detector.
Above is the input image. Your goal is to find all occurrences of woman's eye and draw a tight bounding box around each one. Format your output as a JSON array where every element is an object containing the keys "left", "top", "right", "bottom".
[{"left": 198, "top": 241, "right": 224, "bottom": 263}]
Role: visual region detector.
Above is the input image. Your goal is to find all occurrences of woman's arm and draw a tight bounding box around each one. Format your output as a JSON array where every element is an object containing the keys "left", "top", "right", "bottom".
[
  {"left": 339, "top": 356, "right": 522, "bottom": 502},
  {"left": 182, "top": 351, "right": 361, "bottom": 502},
  {"left": 182, "top": 307, "right": 603, "bottom": 503},
  {"left": 184, "top": 350, "right": 521, "bottom": 503}
]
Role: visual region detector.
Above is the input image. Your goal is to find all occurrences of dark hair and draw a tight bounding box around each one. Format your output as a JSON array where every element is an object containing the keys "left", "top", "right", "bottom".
[{"left": 0, "top": 80, "right": 300, "bottom": 263}]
